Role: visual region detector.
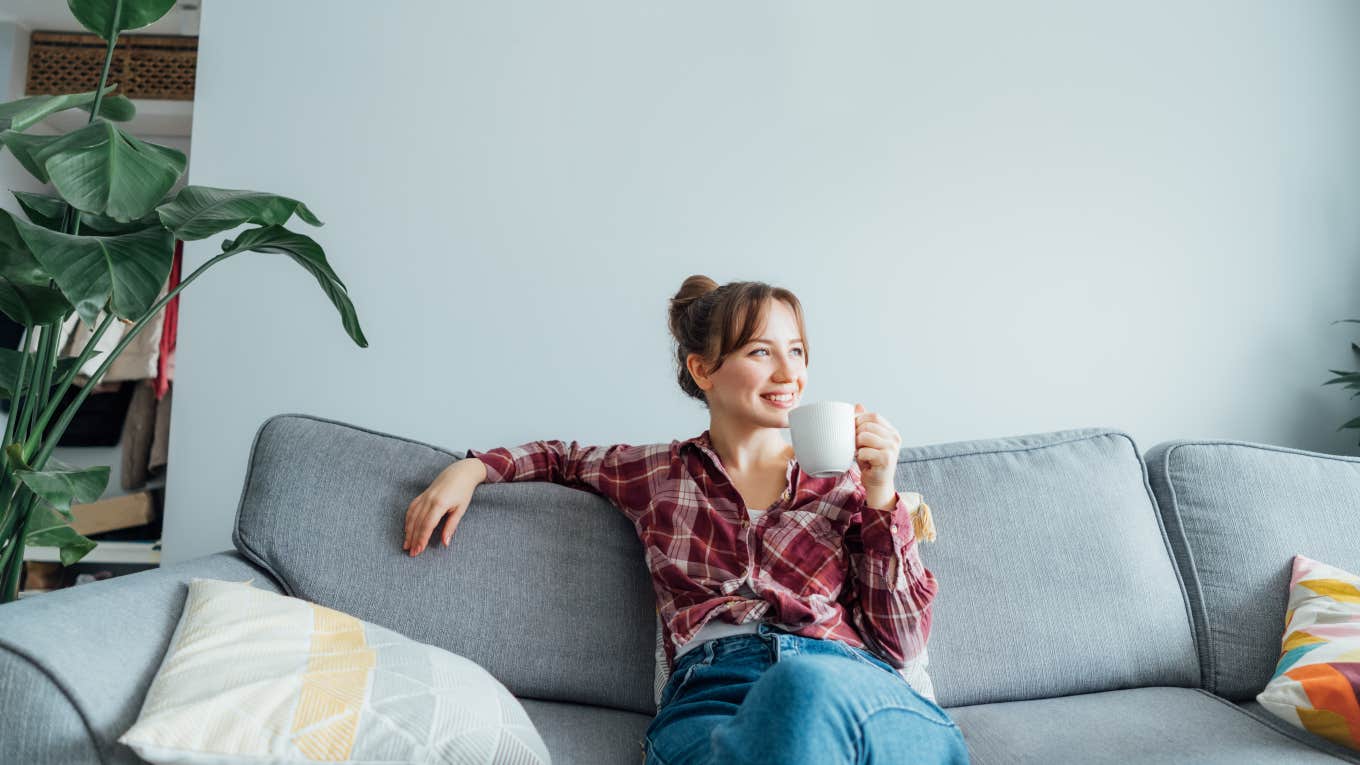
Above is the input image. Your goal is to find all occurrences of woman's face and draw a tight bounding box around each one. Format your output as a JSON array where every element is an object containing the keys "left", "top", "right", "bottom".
[{"left": 693, "top": 299, "right": 808, "bottom": 429}]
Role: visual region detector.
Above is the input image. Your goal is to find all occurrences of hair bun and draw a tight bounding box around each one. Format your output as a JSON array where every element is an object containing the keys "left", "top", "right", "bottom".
[{"left": 668, "top": 275, "right": 718, "bottom": 330}]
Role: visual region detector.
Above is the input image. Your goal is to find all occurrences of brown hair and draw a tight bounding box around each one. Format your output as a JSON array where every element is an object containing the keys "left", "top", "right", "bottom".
[{"left": 667, "top": 275, "right": 810, "bottom": 408}]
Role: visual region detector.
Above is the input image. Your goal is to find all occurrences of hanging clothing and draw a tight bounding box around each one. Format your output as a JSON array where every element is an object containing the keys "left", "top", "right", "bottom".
[{"left": 154, "top": 241, "right": 182, "bottom": 401}]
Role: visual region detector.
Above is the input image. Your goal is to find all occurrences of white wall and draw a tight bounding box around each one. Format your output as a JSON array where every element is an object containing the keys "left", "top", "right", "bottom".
[{"left": 165, "top": 0, "right": 1360, "bottom": 563}]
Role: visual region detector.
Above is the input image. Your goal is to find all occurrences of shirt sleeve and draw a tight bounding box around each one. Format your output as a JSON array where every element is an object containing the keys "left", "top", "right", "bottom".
[
  {"left": 840, "top": 489, "right": 939, "bottom": 668},
  {"left": 463, "top": 440, "right": 658, "bottom": 518}
]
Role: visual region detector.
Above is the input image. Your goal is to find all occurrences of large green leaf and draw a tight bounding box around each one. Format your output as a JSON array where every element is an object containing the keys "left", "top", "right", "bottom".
[
  {"left": 9, "top": 212, "right": 174, "bottom": 328},
  {"left": 69, "top": 0, "right": 177, "bottom": 40},
  {"left": 0, "top": 131, "right": 60, "bottom": 183},
  {"left": 36, "top": 121, "right": 186, "bottom": 222},
  {"left": 0, "top": 351, "right": 93, "bottom": 400},
  {"left": 223, "top": 226, "right": 368, "bottom": 347},
  {"left": 0, "top": 88, "right": 134, "bottom": 132},
  {"left": 23, "top": 503, "right": 95, "bottom": 566},
  {"left": 16, "top": 463, "right": 109, "bottom": 518},
  {"left": 14, "top": 191, "right": 162, "bottom": 235},
  {"left": 0, "top": 212, "right": 71, "bottom": 325},
  {"left": 157, "top": 186, "right": 323, "bottom": 240}
]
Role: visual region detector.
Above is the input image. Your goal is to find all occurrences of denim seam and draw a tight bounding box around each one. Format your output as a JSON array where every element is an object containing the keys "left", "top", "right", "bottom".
[
  {"left": 851, "top": 705, "right": 961, "bottom": 765},
  {"left": 855, "top": 701, "right": 962, "bottom": 734},
  {"left": 642, "top": 734, "right": 674, "bottom": 765}
]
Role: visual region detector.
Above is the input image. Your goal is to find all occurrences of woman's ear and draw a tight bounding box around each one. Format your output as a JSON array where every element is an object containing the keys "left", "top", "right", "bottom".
[{"left": 686, "top": 353, "right": 712, "bottom": 392}]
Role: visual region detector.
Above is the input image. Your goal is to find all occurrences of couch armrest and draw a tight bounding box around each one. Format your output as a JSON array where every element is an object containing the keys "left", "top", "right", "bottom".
[{"left": 0, "top": 550, "right": 282, "bottom": 765}]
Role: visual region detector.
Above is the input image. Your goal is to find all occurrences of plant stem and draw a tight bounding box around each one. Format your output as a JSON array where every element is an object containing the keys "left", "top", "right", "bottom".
[
  {"left": 30, "top": 249, "right": 232, "bottom": 470},
  {"left": 33, "top": 319, "right": 59, "bottom": 417},
  {"left": 2, "top": 327, "right": 32, "bottom": 450},
  {"left": 0, "top": 488, "right": 36, "bottom": 601},
  {"left": 89, "top": 1, "right": 122, "bottom": 123},
  {"left": 24, "top": 312, "right": 118, "bottom": 457},
  {"left": 16, "top": 322, "right": 51, "bottom": 445}
]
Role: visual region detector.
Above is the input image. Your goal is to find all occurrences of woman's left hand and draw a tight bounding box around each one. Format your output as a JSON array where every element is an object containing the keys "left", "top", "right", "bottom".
[{"left": 854, "top": 403, "right": 901, "bottom": 498}]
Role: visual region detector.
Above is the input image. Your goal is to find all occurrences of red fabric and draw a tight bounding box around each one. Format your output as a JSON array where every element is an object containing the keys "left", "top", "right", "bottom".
[
  {"left": 466, "top": 430, "right": 935, "bottom": 673},
  {"left": 154, "top": 240, "right": 182, "bottom": 400}
]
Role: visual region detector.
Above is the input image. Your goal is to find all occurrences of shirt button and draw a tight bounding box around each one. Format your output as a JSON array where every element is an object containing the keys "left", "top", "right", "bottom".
[{"left": 891, "top": 524, "right": 899, "bottom": 534}]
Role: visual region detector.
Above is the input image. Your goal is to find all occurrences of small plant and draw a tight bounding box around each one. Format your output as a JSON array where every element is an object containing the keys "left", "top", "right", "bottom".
[
  {"left": 1323, "top": 319, "right": 1360, "bottom": 446},
  {"left": 0, "top": 0, "right": 367, "bottom": 603}
]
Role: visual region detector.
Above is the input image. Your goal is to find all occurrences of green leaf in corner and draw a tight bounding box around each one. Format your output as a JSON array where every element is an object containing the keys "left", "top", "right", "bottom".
[
  {"left": 0, "top": 130, "right": 60, "bottom": 183},
  {"left": 14, "top": 191, "right": 161, "bottom": 235},
  {"left": 0, "top": 350, "right": 95, "bottom": 401},
  {"left": 0, "top": 211, "right": 73, "bottom": 326},
  {"left": 1322, "top": 371, "right": 1360, "bottom": 388},
  {"left": 1338, "top": 416, "right": 1360, "bottom": 432},
  {"left": 157, "top": 186, "right": 323, "bottom": 240},
  {"left": 222, "top": 226, "right": 368, "bottom": 348},
  {"left": 0, "top": 87, "right": 135, "bottom": 132},
  {"left": 8, "top": 212, "right": 174, "bottom": 328},
  {"left": 24, "top": 503, "right": 96, "bottom": 566},
  {"left": 81, "top": 95, "right": 136, "bottom": 122},
  {"left": 68, "top": 0, "right": 177, "bottom": 40},
  {"left": 36, "top": 121, "right": 186, "bottom": 222},
  {"left": 15, "top": 464, "right": 110, "bottom": 518}
]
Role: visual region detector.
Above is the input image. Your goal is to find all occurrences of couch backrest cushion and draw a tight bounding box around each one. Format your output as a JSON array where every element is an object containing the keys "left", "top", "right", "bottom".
[
  {"left": 1144, "top": 439, "right": 1360, "bottom": 701},
  {"left": 232, "top": 414, "right": 657, "bottom": 716},
  {"left": 910, "top": 427, "right": 1199, "bottom": 707}
]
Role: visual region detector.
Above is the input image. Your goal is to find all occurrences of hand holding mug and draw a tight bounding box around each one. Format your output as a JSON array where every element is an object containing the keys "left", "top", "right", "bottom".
[{"left": 853, "top": 402, "right": 901, "bottom": 495}]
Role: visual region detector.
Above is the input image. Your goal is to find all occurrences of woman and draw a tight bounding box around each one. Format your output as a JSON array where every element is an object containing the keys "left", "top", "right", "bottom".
[{"left": 403, "top": 276, "right": 970, "bottom": 765}]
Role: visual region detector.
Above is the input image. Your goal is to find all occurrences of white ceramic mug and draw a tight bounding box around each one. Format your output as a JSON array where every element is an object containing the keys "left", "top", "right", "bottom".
[{"left": 787, "top": 401, "right": 857, "bottom": 478}]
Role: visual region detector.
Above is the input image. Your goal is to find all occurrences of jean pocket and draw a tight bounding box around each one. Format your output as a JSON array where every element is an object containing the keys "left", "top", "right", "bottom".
[
  {"left": 658, "top": 655, "right": 709, "bottom": 709},
  {"left": 833, "top": 641, "right": 901, "bottom": 677}
]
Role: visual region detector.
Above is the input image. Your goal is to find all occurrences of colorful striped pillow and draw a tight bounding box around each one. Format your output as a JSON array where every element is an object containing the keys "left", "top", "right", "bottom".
[
  {"left": 120, "top": 578, "right": 550, "bottom": 764},
  {"left": 1256, "top": 554, "right": 1360, "bottom": 751}
]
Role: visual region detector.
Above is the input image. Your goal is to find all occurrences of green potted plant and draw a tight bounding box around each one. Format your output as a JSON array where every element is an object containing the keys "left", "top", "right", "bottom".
[
  {"left": 1324, "top": 319, "right": 1360, "bottom": 446},
  {"left": 0, "top": 0, "right": 367, "bottom": 603}
]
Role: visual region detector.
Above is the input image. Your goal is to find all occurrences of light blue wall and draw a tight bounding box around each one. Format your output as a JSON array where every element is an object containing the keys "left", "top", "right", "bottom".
[{"left": 166, "top": 0, "right": 1360, "bottom": 563}]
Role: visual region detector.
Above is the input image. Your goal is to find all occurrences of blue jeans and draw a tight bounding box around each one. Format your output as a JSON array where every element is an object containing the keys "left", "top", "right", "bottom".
[{"left": 643, "top": 624, "right": 970, "bottom": 765}]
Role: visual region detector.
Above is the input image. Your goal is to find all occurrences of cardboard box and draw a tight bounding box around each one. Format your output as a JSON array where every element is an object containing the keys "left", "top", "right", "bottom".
[{"left": 70, "top": 490, "right": 155, "bottom": 537}]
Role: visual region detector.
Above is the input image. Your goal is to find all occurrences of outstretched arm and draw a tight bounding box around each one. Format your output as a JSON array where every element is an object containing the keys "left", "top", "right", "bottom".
[
  {"left": 404, "top": 440, "right": 659, "bottom": 556},
  {"left": 466, "top": 440, "right": 658, "bottom": 515}
]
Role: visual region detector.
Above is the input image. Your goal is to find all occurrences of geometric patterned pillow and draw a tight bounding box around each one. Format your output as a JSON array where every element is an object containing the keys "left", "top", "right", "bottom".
[
  {"left": 119, "top": 578, "right": 550, "bottom": 764},
  {"left": 1256, "top": 554, "right": 1360, "bottom": 752}
]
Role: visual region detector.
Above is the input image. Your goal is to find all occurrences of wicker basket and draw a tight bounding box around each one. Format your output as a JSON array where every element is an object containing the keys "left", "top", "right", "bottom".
[{"left": 26, "top": 31, "right": 196, "bottom": 101}]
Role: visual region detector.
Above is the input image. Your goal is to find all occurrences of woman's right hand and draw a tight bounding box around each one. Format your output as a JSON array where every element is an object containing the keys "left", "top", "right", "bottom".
[{"left": 404, "top": 461, "right": 478, "bottom": 556}]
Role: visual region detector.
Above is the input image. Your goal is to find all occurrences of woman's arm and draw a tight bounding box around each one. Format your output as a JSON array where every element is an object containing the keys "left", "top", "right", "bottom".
[
  {"left": 403, "top": 457, "right": 486, "bottom": 555},
  {"left": 466, "top": 439, "right": 659, "bottom": 514},
  {"left": 404, "top": 440, "right": 658, "bottom": 556},
  {"left": 840, "top": 489, "right": 939, "bottom": 668}
]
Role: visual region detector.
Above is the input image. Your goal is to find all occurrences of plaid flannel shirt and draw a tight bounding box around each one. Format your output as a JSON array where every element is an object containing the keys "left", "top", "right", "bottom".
[{"left": 465, "top": 429, "right": 937, "bottom": 673}]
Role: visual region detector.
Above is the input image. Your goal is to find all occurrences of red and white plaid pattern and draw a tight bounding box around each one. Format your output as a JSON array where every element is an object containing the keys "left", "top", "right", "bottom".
[{"left": 466, "top": 430, "right": 937, "bottom": 673}]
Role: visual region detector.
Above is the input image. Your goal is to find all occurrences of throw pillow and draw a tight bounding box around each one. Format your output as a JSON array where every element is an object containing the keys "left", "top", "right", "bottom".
[
  {"left": 1256, "top": 554, "right": 1360, "bottom": 751},
  {"left": 119, "top": 578, "right": 550, "bottom": 764}
]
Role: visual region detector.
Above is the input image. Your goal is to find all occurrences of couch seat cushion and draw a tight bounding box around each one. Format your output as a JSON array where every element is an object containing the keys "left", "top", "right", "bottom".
[
  {"left": 948, "top": 687, "right": 1356, "bottom": 764},
  {"left": 519, "top": 699, "right": 651, "bottom": 765}
]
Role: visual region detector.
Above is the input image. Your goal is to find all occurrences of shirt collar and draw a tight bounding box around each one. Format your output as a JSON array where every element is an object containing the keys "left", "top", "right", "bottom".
[{"left": 682, "top": 430, "right": 799, "bottom": 477}]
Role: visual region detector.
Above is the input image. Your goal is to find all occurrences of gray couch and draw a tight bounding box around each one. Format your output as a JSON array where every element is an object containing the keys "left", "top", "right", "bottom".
[{"left": 3, "top": 413, "right": 1360, "bottom": 764}]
